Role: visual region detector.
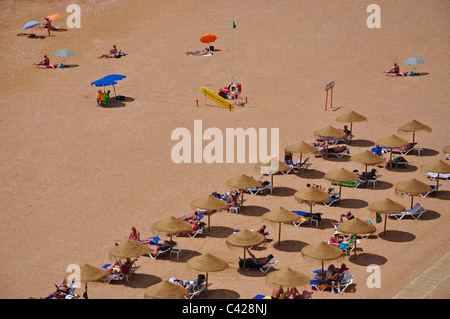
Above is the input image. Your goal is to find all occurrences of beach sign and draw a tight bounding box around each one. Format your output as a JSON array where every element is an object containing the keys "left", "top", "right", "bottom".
[
  {"left": 325, "top": 81, "right": 335, "bottom": 111},
  {"left": 200, "top": 87, "right": 235, "bottom": 111}
]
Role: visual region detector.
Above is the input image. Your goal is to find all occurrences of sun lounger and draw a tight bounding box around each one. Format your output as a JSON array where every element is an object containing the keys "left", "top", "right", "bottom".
[
  {"left": 426, "top": 172, "right": 450, "bottom": 181},
  {"left": 419, "top": 184, "right": 442, "bottom": 198},
  {"left": 317, "top": 146, "right": 349, "bottom": 159},
  {"left": 383, "top": 143, "right": 416, "bottom": 156},
  {"left": 322, "top": 196, "right": 340, "bottom": 207},
  {"left": 291, "top": 211, "right": 322, "bottom": 227},
  {"left": 332, "top": 180, "right": 363, "bottom": 188},
  {"left": 147, "top": 243, "right": 178, "bottom": 260},
  {"left": 101, "top": 263, "right": 141, "bottom": 283},
  {"left": 238, "top": 256, "right": 278, "bottom": 273},
  {"left": 283, "top": 157, "right": 314, "bottom": 174},
  {"left": 247, "top": 184, "right": 273, "bottom": 195},
  {"left": 389, "top": 203, "right": 427, "bottom": 220}
]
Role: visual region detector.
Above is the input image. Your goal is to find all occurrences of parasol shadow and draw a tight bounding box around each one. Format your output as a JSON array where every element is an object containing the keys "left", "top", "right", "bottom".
[
  {"left": 377, "top": 230, "right": 415, "bottom": 242},
  {"left": 348, "top": 252, "right": 387, "bottom": 266},
  {"left": 272, "top": 239, "right": 308, "bottom": 253}
]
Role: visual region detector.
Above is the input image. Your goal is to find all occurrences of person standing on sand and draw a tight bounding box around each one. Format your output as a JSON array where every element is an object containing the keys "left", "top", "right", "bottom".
[{"left": 43, "top": 18, "right": 52, "bottom": 36}]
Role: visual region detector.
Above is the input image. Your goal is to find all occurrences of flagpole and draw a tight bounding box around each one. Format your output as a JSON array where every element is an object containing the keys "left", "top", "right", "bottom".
[{"left": 230, "top": 18, "right": 234, "bottom": 84}]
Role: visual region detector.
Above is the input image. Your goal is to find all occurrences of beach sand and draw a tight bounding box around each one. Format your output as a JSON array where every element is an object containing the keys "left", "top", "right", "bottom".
[{"left": 0, "top": 0, "right": 449, "bottom": 299}]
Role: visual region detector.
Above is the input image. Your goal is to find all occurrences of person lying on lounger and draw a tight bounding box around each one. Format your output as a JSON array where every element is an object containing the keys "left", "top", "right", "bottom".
[
  {"left": 171, "top": 274, "right": 206, "bottom": 292},
  {"left": 240, "top": 248, "right": 273, "bottom": 265},
  {"left": 41, "top": 283, "right": 70, "bottom": 299},
  {"left": 178, "top": 212, "right": 199, "bottom": 222},
  {"left": 185, "top": 47, "right": 211, "bottom": 56}
]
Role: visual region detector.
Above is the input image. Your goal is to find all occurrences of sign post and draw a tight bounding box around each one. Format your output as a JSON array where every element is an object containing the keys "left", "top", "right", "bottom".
[{"left": 324, "top": 81, "right": 335, "bottom": 111}]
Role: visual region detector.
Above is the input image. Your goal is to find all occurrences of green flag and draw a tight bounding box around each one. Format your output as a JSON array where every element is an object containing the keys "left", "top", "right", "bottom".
[{"left": 233, "top": 20, "right": 236, "bottom": 29}]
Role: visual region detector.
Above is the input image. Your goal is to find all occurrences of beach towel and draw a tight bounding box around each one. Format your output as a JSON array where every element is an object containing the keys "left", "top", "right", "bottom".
[
  {"left": 36, "top": 64, "right": 58, "bottom": 69},
  {"left": 386, "top": 72, "right": 407, "bottom": 77}
]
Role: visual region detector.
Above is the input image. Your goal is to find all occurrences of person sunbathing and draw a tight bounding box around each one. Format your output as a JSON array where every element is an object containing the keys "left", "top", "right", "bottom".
[
  {"left": 98, "top": 45, "right": 121, "bottom": 58},
  {"left": 256, "top": 225, "right": 270, "bottom": 236},
  {"left": 128, "top": 226, "right": 141, "bottom": 242},
  {"left": 34, "top": 55, "right": 54, "bottom": 67},
  {"left": 178, "top": 212, "right": 199, "bottom": 221},
  {"left": 384, "top": 62, "right": 401, "bottom": 74},
  {"left": 105, "top": 258, "right": 138, "bottom": 278},
  {"left": 41, "top": 283, "right": 70, "bottom": 299},
  {"left": 171, "top": 274, "right": 206, "bottom": 292},
  {"left": 240, "top": 248, "right": 273, "bottom": 265},
  {"left": 225, "top": 192, "right": 238, "bottom": 212},
  {"left": 185, "top": 47, "right": 211, "bottom": 56}
]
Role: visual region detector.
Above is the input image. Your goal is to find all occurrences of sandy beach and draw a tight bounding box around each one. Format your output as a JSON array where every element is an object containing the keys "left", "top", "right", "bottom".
[{"left": 0, "top": 0, "right": 449, "bottom": 300}]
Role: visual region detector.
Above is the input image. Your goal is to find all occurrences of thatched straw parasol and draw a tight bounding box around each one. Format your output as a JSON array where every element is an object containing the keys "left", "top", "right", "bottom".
[
  {"left": 336, "top": 110, "right": 367, "bottom": 142},
  {"left": 266, "top": 267, "right": 310, "bottom": 288},
  {"left": 262, "top": 207, "right": 300, "bottom": 246},
  {"left": 368, "top": 198, "right": 406, "bottom": 235},
  {"left": 301, "top": 242, "right": 344, "bottom": 280},
  {"left": 109, "top": 240, "right": 150, "bottom": 260},
  {"left": 191, "top": 195, "right": 228, "bottom": 229},
  {"left": 294, "top": 187, "right": 330, "bottom": 223},
  {"left": 152, "top": 217, "right": 192, "bottom": 253},
  {"left": 226, "top": 230, "right": 265, "bottom": 269},
  {"left": 398, "top": 120, "right": 432, "bottom": 144},
  {"left": 337, "top": 218, "right": 376, "bottom": 257},
  {"left": 421, "top": 159, "right": 450, "bottom": 192},
  {"left": 226, "top": 174, "right": 262, "bottom": 206},
  {"left": 186, "top": 253, "right": 228, "bottom": 295},
  {"left": 376, "top": 135, "right": 410, "bottom": 168},
  {"left": 144, "top": 280, "right": 189, "bottom": 299},
  {"left": 324, "top": 168, "right": 359, "bottom": 199},
  {"left": 255, "top": 160, "right": 290, "bottom": 186},
  {"left": 286, "top": 141, "right": 318, "bottom": 165},
  {"left": 394, "top": 178, "right": 431, "bottom": 209},
  {"left": 350, "top": 150, "right": 385, "bottom": 176},
  {"left": 64, "top": 264, "right": 108, "bottom": 299}
]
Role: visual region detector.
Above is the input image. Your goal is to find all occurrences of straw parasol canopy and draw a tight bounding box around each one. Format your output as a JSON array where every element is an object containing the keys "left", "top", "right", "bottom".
[
  {"left": 191, "top": 195, "right": 228, "bottom": 229},
  {"left": 64, "top": 264, "right": 109, "bottom": 299},
  {"left": 294, "top": 187, "right": 330, "bottom": 221},
  {"left": 144, "top": 280, "right": 189, "bottom": 299},
  {"left": 266, "top": 267, "right": 310, "bottom": 288},
  {"left": 226, "top": 174, "right": 262, "bottom": 206},
  {"left": 109, "top": 240, "right": 150, "bottom": 260},
  {"left": 398, "top": 120, "right": 432, "bottom": 144},
  {"left": 152, "top": 216, "right": 192, "bottom": 252},
  {"left": 350, "top": 150, "right": 385, "bottom": 176},
  {"left": 186, "top": 253, "right": 228, "bottom": 294},
  {"left": 286, "top": 141, "right": 318, "bottom": 164},
  {"left": 324, "top": 168, "right": 360, "bottom": 199},
  {"left": 301, "top": 242, "right": 344, "bottom": 280},
  {"left": 314, "top": 125, "right": 346, "bottom": 139},
  {"left": 336, "top": 110, "right": 367, "bottom": 142},
  {"left": 395, "top": 178, "right": 431, "bottom": 208},
  {"left": 226, "top": 229, "right": 265, "bottom": 269},
  {"left": 337, "top": 218, "right": 376, "bottom": 257},
  {"left": 368, "top": 198, "right": 406, "bottom": 235},
  {"left": 255, "top": 160, "right": 290, "bottom": 186},
  {"left": 262, "top": 207, "right": 300, "bottom": 246},
  {"left": 421, "top": 159, "right": 450, "bottom": 192},
  {"left": 376, "top": 135, "right": 410, "bottom": 168}
]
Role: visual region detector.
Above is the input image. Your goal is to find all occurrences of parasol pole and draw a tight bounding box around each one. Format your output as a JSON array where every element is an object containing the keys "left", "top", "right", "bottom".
[{"left": 278, "top": 223, "right": 281, "bottom": 246}]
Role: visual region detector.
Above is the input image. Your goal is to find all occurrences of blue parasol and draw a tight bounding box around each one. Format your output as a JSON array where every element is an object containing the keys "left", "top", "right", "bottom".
[
  {"left": 23, "top": 21, "right": 41, "bottom": 30},
  {"left": 404, "top": 57, "right": 424, "bottom": 65},
  {"left": 91, "top": 74, "right": 126, "bottom": 96}
]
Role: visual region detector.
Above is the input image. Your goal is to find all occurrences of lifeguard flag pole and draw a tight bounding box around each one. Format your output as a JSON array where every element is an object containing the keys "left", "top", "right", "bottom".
[
  {"left": 325, "top": 81, "right": 335, "bottom": 111},
  {"left": 230, "top": 19, "right": 236, "bottom": 84}
]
